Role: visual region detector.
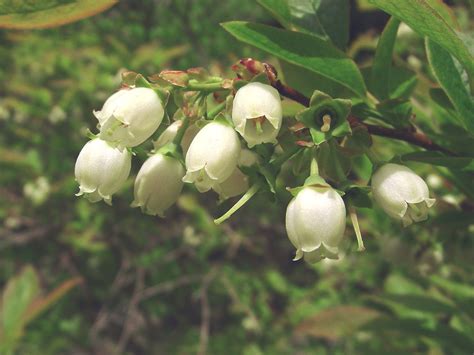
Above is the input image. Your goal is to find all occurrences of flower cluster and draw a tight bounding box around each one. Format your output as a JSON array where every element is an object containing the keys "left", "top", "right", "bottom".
[{"left": 75, "top": 65, "right": 436, "bottom": 265}]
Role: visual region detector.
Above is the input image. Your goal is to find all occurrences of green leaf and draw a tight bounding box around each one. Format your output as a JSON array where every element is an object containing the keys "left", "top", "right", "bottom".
[
  {"left": 280, "top": 61, "right": 353, "bottom": 98},
  {"left": 256, "top": 0, "right": 327, "bottom": 38},
  {"left": 376, "top": 99, "right": 412, "bottom": 128},
  {"left": 222, "top": 21, "right": 367, "bottom": 97},
  {"left": 442, "top": 169, "right": 474, "bottom": 200},
  {"left": 375, "top": 294, "right": 457, "bottom": 314},
  {"left": 343, "top": 185, "right": 372, "bottom": 208},
  {"left": 0, "top": 0, "right": 117, "bottom": 29},
  {"left": 401, "top": 151, "right": 474, "bottom": 171},
  {"left": 364, "top": 318, "right": 474, "bottom": 353},
  {"left": 0, "top": 266, "right": 40, "bottom": 349},
  {"left": 296, "top": 306, "right": 379, "bottom": 341},
  {"left": 430, "top": 275, "right": 474, "bottom": 300},
  {"left": 429, "top": 88, "right": 455, "bottom": 111},
  {"left": 426, "top": 38, "right": 474, "bottom": 131},
  {"left": 256, "top": 0, "right": 349, "bottom": 49},
  {"left": 362, "top": 66, "right": 418, "bottom": 100},
  {"left": 370, "top": 17, "right": 400, "bottom": 100},
  {"left": 315, "top": 0, "right": 349, "bottom": 50},
  {"left": 367, "top": 0, "right": 474, "bottom": 82}
]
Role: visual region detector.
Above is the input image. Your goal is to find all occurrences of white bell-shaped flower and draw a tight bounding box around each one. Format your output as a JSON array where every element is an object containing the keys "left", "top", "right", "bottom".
[
  {"left": 75, "top": 138, "right": 131, "bottom": 204},
  {"left": 232, "top": 82, "right": 282, "bottom": 147},
  {"left": 372, "top": 163, "right": 435, "bottom": 226},
  {"left": 95, "top": 87, "right": 164, "bottom": 148},
  {"left": 93, "top": 89, "right": 129, "bottom": 126},
  {"left": 213, "top": 149, "right": 258, "bottom": 200},
  {"left": 286, "top": 187, "right": 346, "bottom": 263},
  {"left": 131, "top": 153, "right": 185, "bottom": 216},
  {"left": 153, "top": 121, "right": 199, "bottom": 155},
  {"left": 183, "top": 121, "right": 241, "bottom": 192}
]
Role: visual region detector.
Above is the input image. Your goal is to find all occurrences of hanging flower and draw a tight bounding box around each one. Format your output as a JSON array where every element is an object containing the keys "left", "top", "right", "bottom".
[
  {"left": 75, "top": 138, "right": 131, "bottom": 204},
  {"left": 183, "top": 121, "right": 241, "bottom": 192},
  {"left": 372, "top": 163, "right": 435, "bottom": 226},
  {"left": 95, "top": 87, "right": 164, "bottom": 148},
  {"left": 286, "top": 186, "right": 346, "bottom": 263},
  {"left": 131, "top": 153, "right": 185, "bottom": 216},
  {"left": 232, "top": 82, "right": 282, "bottom": 147},
  {"left": 213, "top": 149, "right": 259, "bottom": 200}
]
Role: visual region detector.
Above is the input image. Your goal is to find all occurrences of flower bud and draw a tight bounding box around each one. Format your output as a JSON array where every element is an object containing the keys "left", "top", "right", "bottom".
[
  {"left": 286, "top": 187, "right": 346, "bottom": 263},
  {"left": 153, "top": 121, "right": 199, "bottom": 155},
  {"left": 372, "top": 163, "right": 435, "bottom": 226},
  {"left": 232, "top": 82, "right": 282, "bottom": 147},
  {"left": 131, "top": 153, "right": 185, "bottom": 216},
  {"left": 213, "top": 149, "right": 259, "bottom": 200},
  {"left": 183, "top": 121, "right": 241, "bottom": 192},
  {"left": 75, "top": 138, "right": 131, "bottom": 204},
  {"left": 95, "top": 87, "right": 164, "bottom": 148}
]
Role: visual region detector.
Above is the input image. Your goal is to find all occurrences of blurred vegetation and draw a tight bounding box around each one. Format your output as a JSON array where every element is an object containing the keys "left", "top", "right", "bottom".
[{"left": 0, "top": 0, "right": 473, "bottom": 354}]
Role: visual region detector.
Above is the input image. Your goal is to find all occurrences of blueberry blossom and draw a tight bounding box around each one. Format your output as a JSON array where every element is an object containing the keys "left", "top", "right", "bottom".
[
  {"left": 286, "top": 186, "right": 346, "bottom": 263},
  {"left": 95, "top": 87, "right": 164, "bottom": 148},
  {"left": 131, "top": 153, "right": 185, "bottom": 216},
  {"left": 183, "top": 121, "right": 241, "bottom": 192},
  {"left": 232, "top": 82, "right": 282, "bottom": 147},
  {"left": 153, "top": 120, "right": 199, "bottom": 155},
  {"left": 372, "top": 163, "right": 435, "bottom": 226},
  {"left": 75, "top": 138, "right": 131, "bottom": 204},
  {"left": 212, "top": 148, "right": 258, "bottom": 200}
]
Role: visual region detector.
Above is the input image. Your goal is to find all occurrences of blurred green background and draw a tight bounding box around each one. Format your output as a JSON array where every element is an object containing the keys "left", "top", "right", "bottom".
[{"left": 0, "top": 1, "right": 473, "bottom": 354}]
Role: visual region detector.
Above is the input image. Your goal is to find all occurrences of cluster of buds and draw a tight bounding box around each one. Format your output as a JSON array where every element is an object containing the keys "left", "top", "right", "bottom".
[{"left": 75, "top": 61, "right": 436, "bottom": 265}]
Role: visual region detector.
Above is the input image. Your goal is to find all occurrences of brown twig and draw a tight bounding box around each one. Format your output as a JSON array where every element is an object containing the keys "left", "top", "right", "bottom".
[
  {"left": 116, "top": 267, "right": 146, "bottom": 353},
  {"left": 273, "top": 79, "right": 310, "bottom": 107},
  {"left": 350, "top": 118, "right": 455, "bottom": 156},
  {"left": 197, "top": 267, "right": 218, "bottom": 355},
  {"left": 276, "top": 81, "right": 455, "bottom": 155},
  {"left": 139, "top": 274, "right": 202, "bottom": 301}
]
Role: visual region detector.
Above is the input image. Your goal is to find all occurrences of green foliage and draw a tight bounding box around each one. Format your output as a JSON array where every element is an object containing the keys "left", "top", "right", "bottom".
[
  {"left": 0, "top": 266, "right": 81, "bottom": 353},
  {"left": 426, "top": 38, "right": 474, "bottom": 131},
  {"left": 0, "top": 0, "right": 473, "bottom": 354},
  {"left": 222, "top": 21, "right": 367, "bottom": 97},
  {"left": 401, "top": 151, "right": 474, "bottom": 171},
  {"left": 257, "top": 0, "right": 350, "bottom": 49},
  {"left": 0, "top": 0, "right": 117, "bottom": 29},
  {"left": 370, "top": 17, "right": 400, "bottom": 100},
  {"left": 368, "top": 0, "right": 474, "bottom": 82}
]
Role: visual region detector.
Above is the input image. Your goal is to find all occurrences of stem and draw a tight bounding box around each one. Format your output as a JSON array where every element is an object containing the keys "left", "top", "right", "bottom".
[
  {"left": 361, "top": 121, "right": 456, "bottom": 156},
  {"left": 207, "top": 101, "right": 226, "bottom": 120},
  {"left": 214, "top": 183, "right": 260, "bottom": 225},
  {"left": 349, "top": 206, "right": 365, "bottom": 251},
  {"left": 269, "top": 75, "right": 457, "bottom": 156},
  {"left": 273, "top": 80, "right": 310, "bottom": 106},
  {"left": 310, "top": 157, "right": 319, "bottom": 175},
  {"left": 185, "top": 80, "right": 229, "bottom": 92},
  {"left": 173, "top": 116, "right": 190, "bottom": 146}
]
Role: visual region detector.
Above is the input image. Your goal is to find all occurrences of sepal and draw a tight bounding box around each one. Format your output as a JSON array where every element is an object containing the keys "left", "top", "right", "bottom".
[
  {"left": 316, "top": 140, "right": 352, "bottom": 183},
  {"left": 287, "top": 174, "right": 330, "bottom": 197},
  {"left": 156, "top": 142, "right": 184, "bottom": 164},
  {"left": 296, "top": 90, "right": 352, "bottom": 145}
]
